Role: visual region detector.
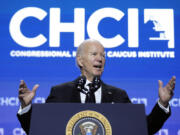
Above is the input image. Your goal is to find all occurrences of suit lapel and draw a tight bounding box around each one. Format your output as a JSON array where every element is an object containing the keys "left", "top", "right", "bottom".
[
  {"left": 70, "top": 88, "right": 81, "bottom": 103},
  {"left": 101, "top": 82, "right": 113, "bottom": 103},
  {"left": 70, "top": 77, "right": 81, "bottom": 103}
]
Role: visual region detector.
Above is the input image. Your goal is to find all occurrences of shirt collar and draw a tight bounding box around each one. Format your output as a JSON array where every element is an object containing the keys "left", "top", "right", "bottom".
[{"left": 85, "top": 79, "right": 92, "bottom": 88}]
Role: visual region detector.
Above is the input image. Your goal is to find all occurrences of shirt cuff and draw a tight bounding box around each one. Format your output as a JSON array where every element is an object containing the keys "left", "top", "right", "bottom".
[
  {"left": 17, "top": 104, "right": 31, "bottom": 115},
  {"left": 158, "top": 100, "right": 170, "bottom": 113}
]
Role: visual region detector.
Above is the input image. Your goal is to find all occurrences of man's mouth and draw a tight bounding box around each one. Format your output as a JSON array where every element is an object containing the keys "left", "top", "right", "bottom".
[{"left": 93, "top": 65, "right": 102, "bottom": 69}]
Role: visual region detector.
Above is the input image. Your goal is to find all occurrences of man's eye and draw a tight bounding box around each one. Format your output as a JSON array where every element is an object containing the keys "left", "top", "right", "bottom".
[
  {"left": 92, "top": 53, "right": 97, "bottom": 56},
  {"left": 100, "top": 53, "right": 105, "bottom": 58}
]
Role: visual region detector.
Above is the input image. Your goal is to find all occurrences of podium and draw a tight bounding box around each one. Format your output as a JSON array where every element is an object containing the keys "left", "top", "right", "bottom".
[{"left": 29, "top": 103, "right": 148, "bottom": 135}]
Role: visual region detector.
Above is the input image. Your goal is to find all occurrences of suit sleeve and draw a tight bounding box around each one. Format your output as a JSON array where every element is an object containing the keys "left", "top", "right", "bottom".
[
  {"left": 113, "top": 88, "right": 171, "bottom": 135},
  {"left": 120, "top": 90, "right": 171, "bottom": 135},
  {"left": 147, "top": 103, "right": 171, "bottom": 135},
  {"left": 17, "top": 87, "right": 55, "bottom": 135},
  {"left": 17, "top": 107, "right": 32, "bottom": 135}
]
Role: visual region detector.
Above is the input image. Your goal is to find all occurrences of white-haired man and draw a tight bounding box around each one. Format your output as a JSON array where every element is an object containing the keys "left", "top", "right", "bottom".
[{"left": 18, "top": 39, "right": 176, "bottom": 135}]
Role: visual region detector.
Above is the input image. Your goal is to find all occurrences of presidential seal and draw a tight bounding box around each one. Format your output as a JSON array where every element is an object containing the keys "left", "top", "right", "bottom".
[{"left": 66, "top": 110, "right": 112, "bottom": 135}]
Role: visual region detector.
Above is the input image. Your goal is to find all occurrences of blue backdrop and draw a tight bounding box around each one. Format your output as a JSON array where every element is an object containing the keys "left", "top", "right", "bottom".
[{"left": 0, "top": 0, "right": 179, "bottom": 135}]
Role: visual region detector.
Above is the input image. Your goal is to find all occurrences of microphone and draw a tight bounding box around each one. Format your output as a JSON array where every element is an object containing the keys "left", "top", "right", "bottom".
[
  {"left": 91, "top": 76, "right": 101, "bottom": 91},
  {"left": 76, "top": 76, "right": 102, "bottom": 103},
  {"left": 75, "top": 76, "right": 87, "bottom": 94},
  {"left": 75, "top": 76, "right": 101, "bottom": 94}
]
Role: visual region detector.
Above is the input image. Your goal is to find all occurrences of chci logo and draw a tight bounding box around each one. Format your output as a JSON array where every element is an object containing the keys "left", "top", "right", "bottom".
[{"left": 66, "top": 110, "right": 112, "bottom": 135}]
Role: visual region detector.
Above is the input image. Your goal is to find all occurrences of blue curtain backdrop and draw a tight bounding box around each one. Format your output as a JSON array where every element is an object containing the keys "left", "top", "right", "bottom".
[{"left": 0, "top": 0, "right": 179, "bottom": 134}]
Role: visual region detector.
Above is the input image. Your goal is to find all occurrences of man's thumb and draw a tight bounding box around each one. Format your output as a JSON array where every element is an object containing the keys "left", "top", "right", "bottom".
[
  {"left": 32, "top": 84, "right": 39, "bottom": 93},
  {"left": 158, "top": 80, "right": 163, "bottom": 88}
]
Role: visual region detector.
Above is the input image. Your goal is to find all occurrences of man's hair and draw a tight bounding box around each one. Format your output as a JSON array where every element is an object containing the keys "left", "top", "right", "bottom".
[{"left": 76, "top": 39, "right": 102, "bottom": 69}]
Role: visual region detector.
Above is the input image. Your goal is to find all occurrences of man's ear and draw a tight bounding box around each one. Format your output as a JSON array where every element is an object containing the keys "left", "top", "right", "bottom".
[{"left": 77, "top": 56, "right": 83, "bottom": 67}]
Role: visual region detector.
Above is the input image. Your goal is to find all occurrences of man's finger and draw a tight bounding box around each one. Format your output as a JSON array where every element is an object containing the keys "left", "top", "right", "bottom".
[
  {"left": 172, "top": 76, "right": 176, "bottom": 81},
  {"left": 158, "top": 80, "right": 163, "bottom": 88},
  {"left": 18, "top": 94, "right": 26, "bottom": 99},
  {"left": 169, "top": 82, "right": 175, "bottom": 90},
  {"left": 19, "top": 80, "right": 27, "bottom": 88},
  {"left": 18, "top": 93, "right": 29, "bottom": 99},
  {"left": 168, "top": 86, "right": 174, "bottom": 96},
  {"left": 170, "top": 76, "right": 176, "bottom": 87},
  {"left": 166, "top": 76, "right": 176, "bottom": 90},
  {"left": 32, "top": 84, "right": 39, "bottom": 93},
  {"left": 18, "top": 88, "right": 28, "bottom": 94},
  {"left": 169, "top": 76, "right": 176, "bottom": 84}
]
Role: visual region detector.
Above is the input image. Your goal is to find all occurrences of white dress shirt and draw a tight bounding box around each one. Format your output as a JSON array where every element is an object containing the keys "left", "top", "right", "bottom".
[{"left": 80, "top": 79, "right": 102, "bottom": 103}]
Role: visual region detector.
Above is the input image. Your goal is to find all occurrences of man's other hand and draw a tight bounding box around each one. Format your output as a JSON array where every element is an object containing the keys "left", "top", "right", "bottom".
[
  {"left": 18, "top": 80, "right": 39, "bottom": 108},
  {"left": 158, "top": 76, "right": 176, "bottom": 107}
]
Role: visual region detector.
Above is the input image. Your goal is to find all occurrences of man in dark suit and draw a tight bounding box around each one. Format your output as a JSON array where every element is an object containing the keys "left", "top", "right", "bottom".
[{"left": 18, "top": 39, "right": 176, "bottom": 135}]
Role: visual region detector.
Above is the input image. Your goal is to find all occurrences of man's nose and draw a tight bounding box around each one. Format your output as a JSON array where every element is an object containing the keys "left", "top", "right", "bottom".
[{"left": 96, "top": 54, "right": 103, "bottom": 62}]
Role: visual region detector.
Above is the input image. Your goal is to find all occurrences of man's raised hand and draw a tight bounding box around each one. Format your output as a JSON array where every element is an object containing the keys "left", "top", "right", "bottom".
[
  {"left": 158, "top": 76, "right": 176, "bottom": 107},
  {"left": 18, "top": 80, "right": 39, "bottom": 108}
]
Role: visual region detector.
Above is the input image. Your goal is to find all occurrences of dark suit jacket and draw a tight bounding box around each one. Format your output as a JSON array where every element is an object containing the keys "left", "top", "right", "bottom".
[{"left": 17, "top": 78, "right": 171, "bottom": 135}]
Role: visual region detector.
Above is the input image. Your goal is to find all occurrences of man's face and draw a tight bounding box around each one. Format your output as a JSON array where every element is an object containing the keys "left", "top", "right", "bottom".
[{"left": 78, "top": 41, "right": 105, "bottom": 81}]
